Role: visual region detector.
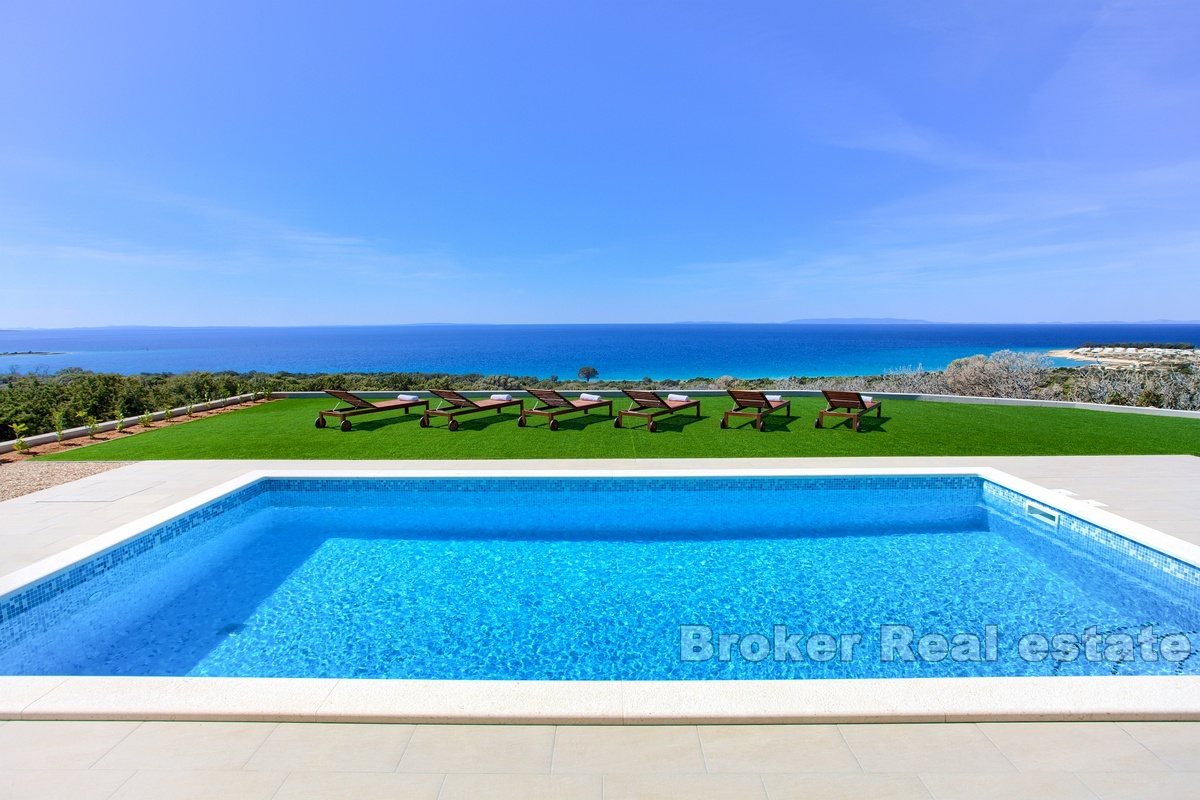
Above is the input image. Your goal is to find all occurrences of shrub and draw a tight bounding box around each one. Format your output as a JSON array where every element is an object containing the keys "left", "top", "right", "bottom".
[
  {"left": 1136, "top": 388, "right": 1164, "bottom": 408},
  {"left": 944, "top": 350, "right": 1048, "bottom": 398}
]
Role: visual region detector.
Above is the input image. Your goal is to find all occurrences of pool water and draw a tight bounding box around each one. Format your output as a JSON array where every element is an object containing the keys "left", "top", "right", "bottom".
[{"left": 1, "top": 476, "right": 1197, "bottom": 679}]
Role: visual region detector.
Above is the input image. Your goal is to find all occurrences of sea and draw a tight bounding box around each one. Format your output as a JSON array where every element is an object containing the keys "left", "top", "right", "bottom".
[{"left": 2, "top": 323, "right": 1198, "bottom": 380}]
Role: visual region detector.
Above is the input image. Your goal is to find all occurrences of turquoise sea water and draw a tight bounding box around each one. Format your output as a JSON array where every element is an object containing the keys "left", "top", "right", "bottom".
[
  {"left": 2, "top": 323, "right": 1198, "bottom": 378},
  {"left": 1, "top": 477, "right": 1196, "bottom": 680}
]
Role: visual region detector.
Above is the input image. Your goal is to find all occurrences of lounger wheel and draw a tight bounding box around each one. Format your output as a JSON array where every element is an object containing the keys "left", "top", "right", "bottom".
[
  {"left": 719, "top": 418, "right": 728, "bottom": 429},
  {"left": 756, "top": 419, "right": 766, "bottom": 432},
  {"left": 517, "top": 416, "right": 527, "bottom": 427},
  {"left": 613, "top": 418, "right": 622, "bottom": 428},
  {"left": 814, "top": 418, "right": 822, "bottom": 428},
  {"left": 340, "top": 420, "right": 352, "bottom": 432},
  {"left": 549, "top": 419, "right": 559, "bottom": 431},
  {"left": 419, "top": 416, "right": 430, "bottom": 428},
  {"left": 647, "top": 421, "right": 657, "bottom": 433},
  {"left": 448, "top": 419, "right": 460, "bottom": 432},
  {"left": 315, "top": 416, "right": 327, "bottom": 428}
]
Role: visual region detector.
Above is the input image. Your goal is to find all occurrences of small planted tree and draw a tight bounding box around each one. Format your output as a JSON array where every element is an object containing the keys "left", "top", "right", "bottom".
[
  {"left": 10, "top": 423, "right": 29, "bottom": 454},
  {"left": 51, "top": 409, "right": 66, "bottom": 442},
  {"left": 578, "top": 366, "right": 599, "bottom": 383}
]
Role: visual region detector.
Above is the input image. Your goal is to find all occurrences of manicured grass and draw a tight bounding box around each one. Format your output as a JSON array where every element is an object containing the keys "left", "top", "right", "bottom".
[{"left": 37, "top": 397, "right": 1200, "bottom": 460}]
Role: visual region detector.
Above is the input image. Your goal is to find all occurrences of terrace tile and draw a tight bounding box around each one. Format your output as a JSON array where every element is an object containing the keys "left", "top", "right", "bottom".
[
  {"left": 94, "top": 721, "right": 277, "bottom": 770},
  {"left": 1078, "top": 771, "right": 1200, "bottom": 799},
  {"left": 761, "top": 773, "right": 933, "bottom": 799},
  {"left": 552, "top": 725, "right": 706, "bottom": 774},
  {"left": 697, "top": 724, "right": 861, "bottom": 773},
  {"left": 1118, "top": 721, "right": 1200, "bottom": 770},
  {"left": 978, "top": 722, "right": 1169, "bottom": 772},
  {"left": 0, "top": 720, "right": 139, "bottom": 769},
  {"left": 243, "top": 722, "right": 413, "bottom": 772},
  {"left": 108, "top": 769, "right": 286, "bottom": 800},
  {"left": 0, "top": 769, "right": 133, "bottom": 800},
  {"left": 603, "top": 772, "right": 767, "bottom": 799},
  {"left": 439, "top": 773, "right": 601, "bottom": 799},
  {"left": 919, "top": 771, "right": 1096, "bottom": 799},
  {"left": 837, "top": 724, "right": 1015, "bottom": 773},
  {"left": 397, "top": 724, "right": 555, "bottom": 774},
  {"left": 273, "top": 770, "right": 445, "bottom": 799}
]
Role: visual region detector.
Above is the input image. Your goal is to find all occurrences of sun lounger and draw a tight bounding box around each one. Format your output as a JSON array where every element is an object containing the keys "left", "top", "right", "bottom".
[
  {"left": 720, "top": 390, "right": 792, "bottom": 431},
  {"left": 614, "top": 390, "right": 701, "bottom": 432},
  {"left": 421, "top": 389, "right": 523, "bottom": 431},
  {"left": 315, "top": 390, "right": 429, "bottom": 432},
  {"left": 815, "top": 390, "right": 882, "bottom": 432},
  {"left": 518, "top": 389, "right": 614, "bottom": 430}
]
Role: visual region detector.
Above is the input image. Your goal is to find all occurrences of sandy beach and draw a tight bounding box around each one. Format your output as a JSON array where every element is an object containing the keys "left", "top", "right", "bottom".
[{"left": 1048, "top": 346, "right": 1200, "bottom": 368}]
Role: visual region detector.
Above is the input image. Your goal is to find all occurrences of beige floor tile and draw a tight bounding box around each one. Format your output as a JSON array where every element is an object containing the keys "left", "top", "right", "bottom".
[
  {"left": 440, "top": 773, "right": 601, "bottom": 799},
  {"left": 552, "top": 726, "right": 705, "bottom": 774},
  {"left": 1119, "top": 721, "right": 1200, "bottom": 771},
  {"left": 604, "top": 773, "right": 767, "bottom": 799},
  {"left": 94, "top": 721, "right": 276, "bottom": 770},
  {"left": 398, "top": 724, "right": 555, "bottom": 773},
  {"left": 698, "top": 724, "right": 861, "bottom": 774},
  {"left": 762, "top": 773, "right": 933, "bottom": 800},
  {"left": 0, "top": 720, "right": 140, "bottom": 770},
  {"left": 109, "top": 770, "right": 286, "bottom": 800},
  {"left": 1079, "top": 771, "right": 1200, "bottom": 800},
  {"left": 273, "top": 771, "right": 445, "bottom": 799},
  {"left": 1, "top": 769, "right": 133, "bottom": 800},
  {"left": 920, "top": 771, "right": 1096, "bottom": 799},
  {"left": 978, "top": 722, "right": 1168, "bottom": 772},
  {"left": 243, "top": 722, "right": 413, "bottom": 772},
  {"left": 837, "top": 724, "right": 1014, "bottom": 774}
]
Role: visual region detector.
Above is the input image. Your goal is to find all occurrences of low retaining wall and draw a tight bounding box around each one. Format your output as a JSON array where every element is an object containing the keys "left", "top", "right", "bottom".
[
  {"left": 2, "top": 390, "right": 1197, "bottom": 455},
  {"left": 0, "top": 394, "right": 259, "bottom": 455}
]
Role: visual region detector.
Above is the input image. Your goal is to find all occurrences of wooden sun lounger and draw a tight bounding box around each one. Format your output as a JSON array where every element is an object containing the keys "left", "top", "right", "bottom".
[
  {"left": 315, "top": 390, "right": 429, "bottom": 432},
  {"left": 614, "top": 390, "right": 701, "bottom": 433},
  {"left": 421, "top": 389, "right": 523, "bottom": 431},
  {"left": 815, "top": 390, "right": 882, "bottom": 432},
  {"left": 720, "top": 390, "right": 792, "bottom": 432},
  {"left": 518, "top": 389, "right": 614, "bottom": 430}
]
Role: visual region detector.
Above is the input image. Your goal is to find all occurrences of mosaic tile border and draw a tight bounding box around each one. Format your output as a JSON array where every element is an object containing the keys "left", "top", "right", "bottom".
[
  {"left": 0, "top": 480, "right": 269, "bottom": 628},
  {"left": 982, "top": 481, "right": 1200, "bottom": 604}
]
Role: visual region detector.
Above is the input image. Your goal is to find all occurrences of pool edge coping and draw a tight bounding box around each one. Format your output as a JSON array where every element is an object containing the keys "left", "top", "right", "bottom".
[{"left": 4, "top": 465, "right": 1200, "bottom": 723}]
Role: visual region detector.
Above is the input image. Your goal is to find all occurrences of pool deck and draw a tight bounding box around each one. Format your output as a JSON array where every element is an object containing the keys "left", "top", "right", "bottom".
[{"left": 1, "top": 455, "right": 1199, "bottom": 798}]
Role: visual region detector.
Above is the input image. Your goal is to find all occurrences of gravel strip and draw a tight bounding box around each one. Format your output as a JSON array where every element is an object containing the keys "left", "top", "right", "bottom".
[{"left": 0, "top": 461, "right": 131, "bottom": 502}]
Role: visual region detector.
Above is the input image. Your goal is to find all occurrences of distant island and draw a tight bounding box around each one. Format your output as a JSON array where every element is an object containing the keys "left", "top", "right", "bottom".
[
  {"left": 784, "top": 318, "right": 932, "bottom": 324},
  {"left": 0, "top": 350, "right": 61, "bottom": 357}
]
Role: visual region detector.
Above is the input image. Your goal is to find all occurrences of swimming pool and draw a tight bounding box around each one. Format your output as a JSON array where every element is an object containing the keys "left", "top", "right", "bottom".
[{"left": 2, "top": 470, "right": 1197, "bottom": 682}]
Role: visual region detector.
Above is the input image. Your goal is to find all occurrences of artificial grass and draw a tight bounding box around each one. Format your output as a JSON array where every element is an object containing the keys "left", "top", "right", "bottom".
[{"left": 36, "top": 397, "right": 1200, "bottom": 461}]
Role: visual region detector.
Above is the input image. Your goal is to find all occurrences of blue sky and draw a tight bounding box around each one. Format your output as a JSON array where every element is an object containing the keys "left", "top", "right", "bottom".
[{"left": 2, "top": 1, "right": 1198, "bottom": 326}]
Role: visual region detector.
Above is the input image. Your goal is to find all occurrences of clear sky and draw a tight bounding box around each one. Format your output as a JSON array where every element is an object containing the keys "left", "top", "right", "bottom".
[{"left": 2, "top": 1, "right": 1198, "bottom": 326}]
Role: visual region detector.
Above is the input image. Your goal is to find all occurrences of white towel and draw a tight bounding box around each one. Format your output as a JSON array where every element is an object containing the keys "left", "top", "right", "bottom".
[
  {"left": 579, "top": 392, "right": 602, "bottom": 402},
  {"left": 396, "top": 394, "right": 420, "bottom": 402},
  {"left": 667, "top": 393, "right": 690, "bottom": 402},
  {"left": 862, "top": 395, "right": 873, "bottom": 403},
  {"left": 490, "top": 393, "right": 513, "bottom": 401},
  {"left": 765, "top": 394, "right": 783, "bottom": 402}
]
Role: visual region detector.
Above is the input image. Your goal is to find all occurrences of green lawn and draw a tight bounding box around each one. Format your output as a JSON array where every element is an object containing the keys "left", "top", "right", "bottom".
[{"left": 37, "top": 397, "right": 1200, "bottom": 460}]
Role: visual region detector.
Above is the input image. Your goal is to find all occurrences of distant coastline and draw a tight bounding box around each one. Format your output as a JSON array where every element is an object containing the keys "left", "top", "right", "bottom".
[{"left": 3, "top": 322, "right": 1200, "bottom": 379}]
